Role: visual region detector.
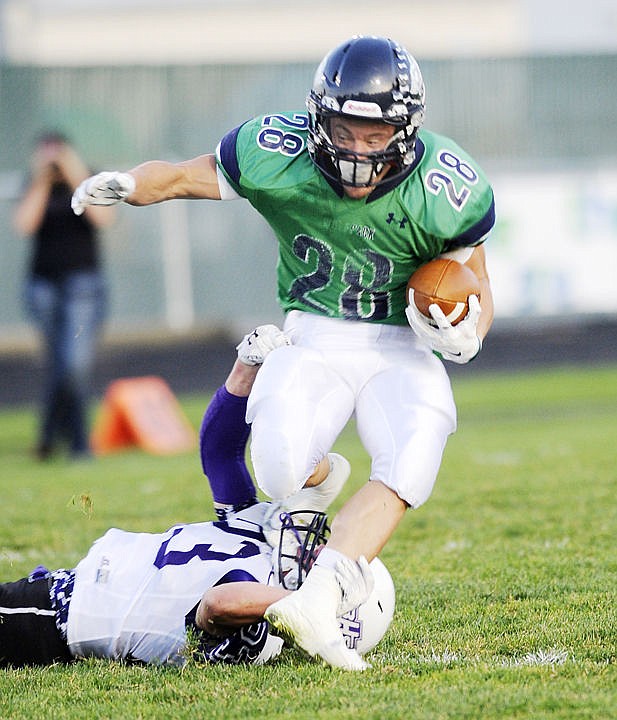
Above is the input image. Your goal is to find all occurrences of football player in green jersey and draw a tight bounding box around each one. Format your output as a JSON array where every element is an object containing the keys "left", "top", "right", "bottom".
[{"left": 73, "top": 36, "right": 495, "bottom": 671}]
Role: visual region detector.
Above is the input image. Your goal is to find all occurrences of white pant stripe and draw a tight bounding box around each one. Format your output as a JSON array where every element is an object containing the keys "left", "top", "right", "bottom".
[{"left": 0, "top": 605, "right": 55, "bottom": 617}]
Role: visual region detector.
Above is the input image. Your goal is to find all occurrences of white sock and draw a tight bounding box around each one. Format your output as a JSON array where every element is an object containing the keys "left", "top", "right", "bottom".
[{"left": 314, "top": 546, "right": 349, "bottom": 571}]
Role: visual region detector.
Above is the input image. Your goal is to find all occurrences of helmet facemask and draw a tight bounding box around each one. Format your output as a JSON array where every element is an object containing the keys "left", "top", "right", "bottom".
[
  {"left": 273, "top": 510, "right": 330, "bottom": 590},
  {"left": 307, "top": 113, "right": 419, "bottom": 188}
]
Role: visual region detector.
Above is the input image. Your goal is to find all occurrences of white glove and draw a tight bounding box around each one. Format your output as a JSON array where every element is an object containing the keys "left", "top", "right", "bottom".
[
  {"left": 71, "top": 171, "right": 136, "bottom": 216},
  {"left": 406, "top": 291, "right": 482, "bottom": 364},
  {"left": 335, "top": 555, "right": 374, "bottom": 617},
  {"left": 236, "top": 324, "right": 290, "bottom": 366}
]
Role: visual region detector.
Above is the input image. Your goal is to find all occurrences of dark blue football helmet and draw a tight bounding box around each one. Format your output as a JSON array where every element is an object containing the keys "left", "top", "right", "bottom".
[{"left": 306, "top": 36, "right": 426, "bottom": 188}]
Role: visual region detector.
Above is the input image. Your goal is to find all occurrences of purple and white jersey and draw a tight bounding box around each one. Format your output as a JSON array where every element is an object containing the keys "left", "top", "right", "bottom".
[{"left": 67, "top": 503, "right": 274, "bottom": 664}]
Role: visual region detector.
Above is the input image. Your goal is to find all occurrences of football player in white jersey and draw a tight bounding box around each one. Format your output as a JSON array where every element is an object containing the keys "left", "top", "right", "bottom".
[{"left": 0, "top": 327, "right": 393, "bottom": 668}]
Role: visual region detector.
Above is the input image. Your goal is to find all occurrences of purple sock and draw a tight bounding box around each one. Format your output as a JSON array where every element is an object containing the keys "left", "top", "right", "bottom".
[{"left": 200, "top": 385, "right": 257, "bottom": 507}]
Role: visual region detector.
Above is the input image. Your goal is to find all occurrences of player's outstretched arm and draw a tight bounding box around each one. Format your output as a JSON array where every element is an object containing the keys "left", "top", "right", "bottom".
[
  {"left": 72, "top": 153, "right": 221, "bottom": 215},
  {"left": 128, "top": 154, "right": 221, "bottom": 204}
]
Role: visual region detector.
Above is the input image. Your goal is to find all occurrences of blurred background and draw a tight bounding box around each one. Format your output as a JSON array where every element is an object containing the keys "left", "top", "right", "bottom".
[{"left": 1, "top": 0, "right": 617, "bottom": 402}]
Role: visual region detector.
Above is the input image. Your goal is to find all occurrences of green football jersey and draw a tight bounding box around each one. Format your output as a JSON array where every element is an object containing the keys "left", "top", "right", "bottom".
[{"left": 217, "top": 111, "right": 495, "bottom": 325}]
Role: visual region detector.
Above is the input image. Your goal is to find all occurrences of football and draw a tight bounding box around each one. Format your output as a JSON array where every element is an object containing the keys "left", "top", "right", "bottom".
[{"left": 406, "top": 258, "right": 481, "bottom": 325}]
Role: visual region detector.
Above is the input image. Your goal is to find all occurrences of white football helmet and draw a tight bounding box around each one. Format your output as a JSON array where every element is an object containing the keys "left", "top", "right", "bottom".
[{"left": 339, "top": 557, "right": 395, "bottom": 654}]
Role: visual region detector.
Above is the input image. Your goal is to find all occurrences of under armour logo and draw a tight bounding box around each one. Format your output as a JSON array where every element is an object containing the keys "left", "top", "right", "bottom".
[{"left": 386, "top": 213, "right": 408, "bottom": 229}]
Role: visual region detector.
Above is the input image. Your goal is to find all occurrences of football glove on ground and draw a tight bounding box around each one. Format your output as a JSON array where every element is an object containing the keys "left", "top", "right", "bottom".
[
  {"left": 236, "top": 324, "right": 290, "bottom": 365},
  {"left": 72, "top": 171, "right": 136, "bottom": 215},
  {"left": 406, "top": 291, "right": 482, "bottom": 364}
]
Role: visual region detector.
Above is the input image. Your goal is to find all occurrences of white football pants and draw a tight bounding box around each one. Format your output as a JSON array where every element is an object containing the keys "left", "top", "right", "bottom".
[{"left": 247, "top": 310, "right": 457, "bottom": 508}]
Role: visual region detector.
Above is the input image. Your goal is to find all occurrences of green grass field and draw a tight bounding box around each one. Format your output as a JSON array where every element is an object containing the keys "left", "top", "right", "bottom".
[{"left": 1, "top": 365, "right": 616, "bottom": 719}]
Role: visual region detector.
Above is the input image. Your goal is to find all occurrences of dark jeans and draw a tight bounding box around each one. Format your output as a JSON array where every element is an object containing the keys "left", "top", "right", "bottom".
[{"left": 25, "top": 271, "right": 107, "bottom": 456}]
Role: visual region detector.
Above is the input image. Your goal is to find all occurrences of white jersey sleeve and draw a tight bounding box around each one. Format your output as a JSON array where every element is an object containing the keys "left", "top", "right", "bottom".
[{"left": 67, "top": 505, "right": 274, "bottom": 665}]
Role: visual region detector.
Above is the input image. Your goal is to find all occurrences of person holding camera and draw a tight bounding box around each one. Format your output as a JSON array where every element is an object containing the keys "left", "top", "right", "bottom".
[{"left": 13, "top": 132, "right": 115, "bottom": 460}]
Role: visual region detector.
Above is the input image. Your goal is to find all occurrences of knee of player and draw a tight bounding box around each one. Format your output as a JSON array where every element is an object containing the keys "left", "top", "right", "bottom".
[
  {"left": 251, "top": 437, "right": 303, "bottom": 500},
  {"left": 387, "top": 460, "right": 440, "bottom": 509}
]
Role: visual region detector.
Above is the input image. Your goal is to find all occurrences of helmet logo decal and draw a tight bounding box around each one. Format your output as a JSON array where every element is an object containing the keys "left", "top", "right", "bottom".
[
  {"left": 339, "top": 607, "right": 363, "bottom": 649},
  {"left": 340, "top": 100, "right": 383, "bottom": 118}
]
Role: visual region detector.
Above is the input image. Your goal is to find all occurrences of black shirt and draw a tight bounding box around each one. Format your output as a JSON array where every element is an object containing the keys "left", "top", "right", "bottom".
[{"left": 30, "top": 181, "right": 100, "bottom": 280}]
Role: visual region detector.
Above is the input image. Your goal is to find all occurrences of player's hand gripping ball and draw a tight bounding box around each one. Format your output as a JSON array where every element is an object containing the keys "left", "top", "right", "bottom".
[
  {"left": 406, "top": 258, "right": 481, "bottom": 326},
  {"left": 405, "top": 257, "right": 483, "bottom": 364}
]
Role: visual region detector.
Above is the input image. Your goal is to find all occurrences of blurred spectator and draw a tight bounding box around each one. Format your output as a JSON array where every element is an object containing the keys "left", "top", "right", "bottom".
[{"left": 13, "top": 131, "right": 115, "bottom": 460}]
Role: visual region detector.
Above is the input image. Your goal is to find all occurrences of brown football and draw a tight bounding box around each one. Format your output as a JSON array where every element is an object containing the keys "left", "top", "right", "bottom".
[{"left": 406, "top": 258, "right": 481, "bottom": 325}]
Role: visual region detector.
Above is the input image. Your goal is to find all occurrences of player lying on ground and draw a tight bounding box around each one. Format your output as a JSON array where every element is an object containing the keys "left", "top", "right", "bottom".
[{"left": 0, "top": 326, "right": 393, "bottom": 668}]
